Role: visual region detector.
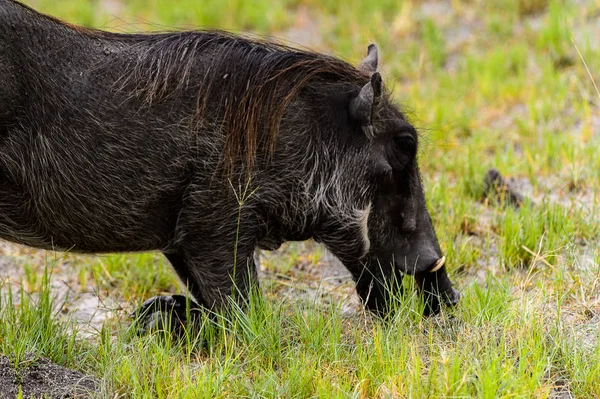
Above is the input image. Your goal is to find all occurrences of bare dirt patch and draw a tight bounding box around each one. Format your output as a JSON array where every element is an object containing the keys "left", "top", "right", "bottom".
[{"left": 0, "top": 354, "right": 97, "bottom": 399}]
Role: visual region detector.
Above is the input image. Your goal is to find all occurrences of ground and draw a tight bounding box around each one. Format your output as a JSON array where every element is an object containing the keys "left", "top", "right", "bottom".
[
  {"left": 1, "top": 0, "right": 600, "bottom": 398},
  {"left": 0, "top": 354, "right": 97, "bottom": 399}
]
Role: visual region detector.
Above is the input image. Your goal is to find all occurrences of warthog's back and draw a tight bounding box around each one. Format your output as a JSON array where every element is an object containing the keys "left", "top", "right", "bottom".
[{"left": 0, "top": 0, "right": 207, "bottom": 252}]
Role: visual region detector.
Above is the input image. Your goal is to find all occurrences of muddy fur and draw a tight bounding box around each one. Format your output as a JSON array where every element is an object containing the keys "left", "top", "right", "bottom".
[{"left": 0, "top": 0, "right": 457, "bottom": 315}]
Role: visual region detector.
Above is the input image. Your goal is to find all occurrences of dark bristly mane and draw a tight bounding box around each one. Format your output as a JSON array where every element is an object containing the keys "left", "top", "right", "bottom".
[
  {"left": 114, "top": 30, "right": 367, "bottom": 174},
  {"left": 7, "top": 0, "right": 367, "bottom": 174}
]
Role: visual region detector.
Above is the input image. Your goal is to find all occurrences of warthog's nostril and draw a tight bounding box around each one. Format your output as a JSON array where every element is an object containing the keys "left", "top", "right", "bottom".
[{"left": 428, "top": 256, "right": 445, "bottom": 273}]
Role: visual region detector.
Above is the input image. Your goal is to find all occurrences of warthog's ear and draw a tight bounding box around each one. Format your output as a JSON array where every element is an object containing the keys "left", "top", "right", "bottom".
[
  {"left": 349, "top": 72, "right": 383, "bottom": 130},
  {"left": 358, "top": 44, "right": 379, "bottom": 74}
]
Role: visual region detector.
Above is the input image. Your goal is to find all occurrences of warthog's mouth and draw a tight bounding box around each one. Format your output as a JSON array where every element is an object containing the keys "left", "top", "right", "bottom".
[{"left": 427, "top": 256, "right": 446, "bottom": 273}]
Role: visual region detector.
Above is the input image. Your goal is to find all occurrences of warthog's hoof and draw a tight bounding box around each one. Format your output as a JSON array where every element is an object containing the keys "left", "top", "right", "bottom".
[
  {"left": 422, "top": 288, "right": 460, "bottom": 317},
  {"left": 131, "top": 294, "right": 202, "bottom": 335}
]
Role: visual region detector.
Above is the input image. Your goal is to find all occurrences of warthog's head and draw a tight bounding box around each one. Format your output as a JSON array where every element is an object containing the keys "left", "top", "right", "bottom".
[{"left": 311, "top": 45, "right": 457, "bottom": 315}]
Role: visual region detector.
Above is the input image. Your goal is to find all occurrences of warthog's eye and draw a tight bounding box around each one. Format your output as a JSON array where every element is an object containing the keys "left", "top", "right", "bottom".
[
  {"left": 394, "top": 135, "right": 416, "bottom": 156},
  {"left": 389, "top": 133, "right": 417, "bottom": 170}
]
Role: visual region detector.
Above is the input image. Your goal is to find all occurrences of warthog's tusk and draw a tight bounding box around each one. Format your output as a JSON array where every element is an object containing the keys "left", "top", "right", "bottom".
[{"left": 428, "top": 256, "right": 445, "bottom": 273}]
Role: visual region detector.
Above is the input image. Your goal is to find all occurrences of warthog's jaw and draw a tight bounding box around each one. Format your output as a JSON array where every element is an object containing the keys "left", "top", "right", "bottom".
[{"left": 427, "top": 256, "right": 446, "bottom": 273}]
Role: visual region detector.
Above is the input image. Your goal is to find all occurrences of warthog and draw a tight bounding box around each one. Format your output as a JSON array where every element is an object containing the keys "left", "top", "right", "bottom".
[{"left": 0, "top": 0, "right": 458, "bottom": 327}]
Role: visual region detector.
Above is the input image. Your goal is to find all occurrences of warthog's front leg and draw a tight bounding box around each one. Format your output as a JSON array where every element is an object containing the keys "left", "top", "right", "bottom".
[
  {"left": 415, "top": 262, "right": 459, "bottom": 316},
  {"left": 131, "top": 251, "right": 204, "bottom": 334},
  {"left": 133, "top": 246, "right": 259, "bottom": 334},
  {"left": 132, "top": 206, "right": 260, "bottom": 334},
  {"left": 132, "top": 294, "right": 202, "bottom": 335}
]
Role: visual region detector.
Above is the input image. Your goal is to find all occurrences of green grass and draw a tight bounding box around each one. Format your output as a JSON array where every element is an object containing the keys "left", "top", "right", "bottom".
[
  {"left": 3, "top": 271, "right": 599, "bottom": 397},
  {"left": 2, "top": 0, "right": 600, "bottom": 397},
  {"left": 0, "top": 268, "right": 84, "bottom": 369}
]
